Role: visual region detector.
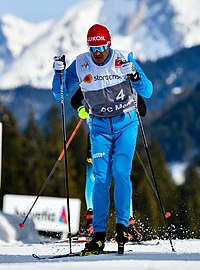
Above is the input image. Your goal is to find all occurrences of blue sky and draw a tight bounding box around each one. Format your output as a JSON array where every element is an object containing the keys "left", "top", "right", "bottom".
[{"left": 0, "top": 0, "right": 80, "bottom": 22}]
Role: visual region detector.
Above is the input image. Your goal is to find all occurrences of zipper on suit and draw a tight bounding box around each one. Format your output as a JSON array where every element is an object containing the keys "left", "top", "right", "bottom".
[{"left": 109, "top": 118, "right": 114, "bottom": 134}]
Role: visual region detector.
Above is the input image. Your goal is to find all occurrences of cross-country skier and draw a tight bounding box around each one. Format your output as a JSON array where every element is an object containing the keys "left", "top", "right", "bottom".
[
  {"left": 70, "top": 88, "right": 146, "bottom": 243},
  {"left": 52, "top": 23, "right": 153, "bottom": 254}
]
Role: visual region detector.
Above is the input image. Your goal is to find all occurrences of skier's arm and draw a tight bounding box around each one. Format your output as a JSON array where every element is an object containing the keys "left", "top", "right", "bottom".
[
  {"left": 70, "top": 88, "right": 84, "bottom": 111},
  {"left": 137, "top": 94, "right": 146, "bottom": 117},
  {"left": 128, "top": 52, "right": 153, "bottom": 98},
  {"left": 70, "top": 88, "right": 89, "bottom": 119},
  {"left": 52, "top": 59, "right": 80, "bottom": 100}
]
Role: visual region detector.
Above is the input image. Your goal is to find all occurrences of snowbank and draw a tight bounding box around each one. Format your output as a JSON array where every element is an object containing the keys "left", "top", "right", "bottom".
[{"left": 0, "top": 210, "right": 41, "bottom": 243}]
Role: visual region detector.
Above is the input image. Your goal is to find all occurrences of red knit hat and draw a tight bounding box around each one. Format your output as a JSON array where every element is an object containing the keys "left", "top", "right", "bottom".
[{"left": 87, "top": 24, "right": 111, "bottom": 46}]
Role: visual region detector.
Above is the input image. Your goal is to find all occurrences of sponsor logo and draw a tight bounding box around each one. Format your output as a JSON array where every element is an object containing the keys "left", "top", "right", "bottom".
[
  {"left": 88, "top": 36, "right": 106, "bottom": 42},
  {"left": 100, "top": 100, "right": 132, "bottom": 114},
  {"left": 115, "top": 57, "right": 123, "bottom": 67},
  {"left": 94, "top": 74, "right": 121, "bottom": 81},
  {"left": 81, "top": 61, "right": 89, "bottom": 68},
  {"left": 83, "top": 74, "right": 93, "bottom": 83},
  {"left": 93, "top": 152, "right": 105, "bottom": 159},
  {"left": 14, "top": 208, "right": 56, "bottom": 222},
  {"left": 101, "top": 107, "right": 113, "bottom": 113},
  {"left": 59, "top": 206, "right": 67, "bottom": 224},
  {"left": 115, "top": 100, "right": 132, "bottom": 110}
]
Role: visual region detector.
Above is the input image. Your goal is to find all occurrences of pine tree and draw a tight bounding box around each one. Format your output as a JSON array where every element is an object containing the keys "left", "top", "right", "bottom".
[
  {"left": 132, "top": 138, "right": 178, "bottom": 239},
  {"left": 178, "top": 158, "right": 200, "bottom": 238},
  {"left": 65, "top": 116, "right": 87, "bottom": 199},
  {"left": 42, "top": 104, "right": 66, "bottom": 197},
  {"left": 22, "top": 110, "right": 46, "bottom": 194},
  {"left": 42, "top": 105, "right": 87, "bottom": 200},
  {"left": 0, "top": 103, "right": 26, "bottom": 207}
]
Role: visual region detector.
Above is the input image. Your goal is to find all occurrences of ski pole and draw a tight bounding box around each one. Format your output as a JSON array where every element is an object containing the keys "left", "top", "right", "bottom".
[
  {"left": 128, "top": 79, "right": 175, "bottom": 251},
  {"left": 59, "top": 71, "right": 73, "bottom": 254},
  {"left": 135, "top": 150, "right": 171, "bottom": 218},
  {"left": 19, "top": 118, "right": 83, "bottom": 228},
  {"left": 136, "top": 109, "right": 175, "bottom": 252}
]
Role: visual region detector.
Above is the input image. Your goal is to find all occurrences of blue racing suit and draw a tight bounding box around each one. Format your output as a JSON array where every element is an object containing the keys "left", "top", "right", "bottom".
[{"left": 52, "top": 48, "right": 153, "bottom": 232}]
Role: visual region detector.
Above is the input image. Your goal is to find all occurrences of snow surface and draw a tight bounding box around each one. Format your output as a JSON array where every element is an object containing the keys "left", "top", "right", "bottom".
[{"left": 0, "top": 211, "right": 200, "bottom": 269}]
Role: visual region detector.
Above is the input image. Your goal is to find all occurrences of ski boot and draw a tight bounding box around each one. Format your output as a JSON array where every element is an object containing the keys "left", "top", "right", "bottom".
[
  {"left": 128, "top": 217, "right": 143, "bottom": 242},
  {"left": 79, "top": 208, "right": 93, "bottom": 237},
  {"left": 116, "top": 223, "right": 129, "bottom": 254},
  {"left": 81, "top": 232, "right": 106, "bottom": 256}
]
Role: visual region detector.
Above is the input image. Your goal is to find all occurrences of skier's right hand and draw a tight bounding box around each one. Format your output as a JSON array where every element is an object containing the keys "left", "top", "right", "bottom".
[{"left": 53, "top": 55, "right": 66, "bottom": 72}]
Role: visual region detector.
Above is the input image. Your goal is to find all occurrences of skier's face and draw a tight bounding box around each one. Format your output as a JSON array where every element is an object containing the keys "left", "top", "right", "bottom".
[{"left": 90, "top": 48, "right": 110, "bottom": 65}]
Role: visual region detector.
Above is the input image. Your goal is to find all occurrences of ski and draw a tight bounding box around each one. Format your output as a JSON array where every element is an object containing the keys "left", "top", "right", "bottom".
[{"left": 32, "top": 250, "right": 118, "bottom": 260}]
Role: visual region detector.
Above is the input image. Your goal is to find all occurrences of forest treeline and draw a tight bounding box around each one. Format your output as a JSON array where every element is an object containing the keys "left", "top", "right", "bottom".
[{"left": 0, "top": 102, "right": 199, "bottom": 240}]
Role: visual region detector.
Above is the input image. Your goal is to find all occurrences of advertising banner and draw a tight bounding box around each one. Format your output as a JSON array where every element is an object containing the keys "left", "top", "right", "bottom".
[{"left": 3, "top": 194, "right": 81, "bottom": 234}]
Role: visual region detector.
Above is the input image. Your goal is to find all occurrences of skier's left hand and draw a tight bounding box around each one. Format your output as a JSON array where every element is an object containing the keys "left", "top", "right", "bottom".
[
  {"left": 120, "top": 62, "right": 136, "bottom": 76},
  {"left": 77, "top": 106, "right": 90, "bottom": 119},
  {"left": 121, "top": 62, "right": 140, "bottom": 81}
]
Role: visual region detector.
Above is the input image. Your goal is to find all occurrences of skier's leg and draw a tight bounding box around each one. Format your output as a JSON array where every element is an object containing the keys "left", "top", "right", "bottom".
[
  {"left": 79, "top": 161, "right": 95, "bottom": 236},
  {"left": 113, "top": 123, "right": 138, "bottom": 227},
  {"left": 128, "top": 176, "right": 143, "bottom": 242},
  {"left": 90, "top": 131, "right": 112, "bottom": 233}
]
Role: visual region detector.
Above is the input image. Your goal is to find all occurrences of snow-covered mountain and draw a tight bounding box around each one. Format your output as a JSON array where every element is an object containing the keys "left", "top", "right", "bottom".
[{"left": 0, "top": 0, "right": 199, "bottom": 89}]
